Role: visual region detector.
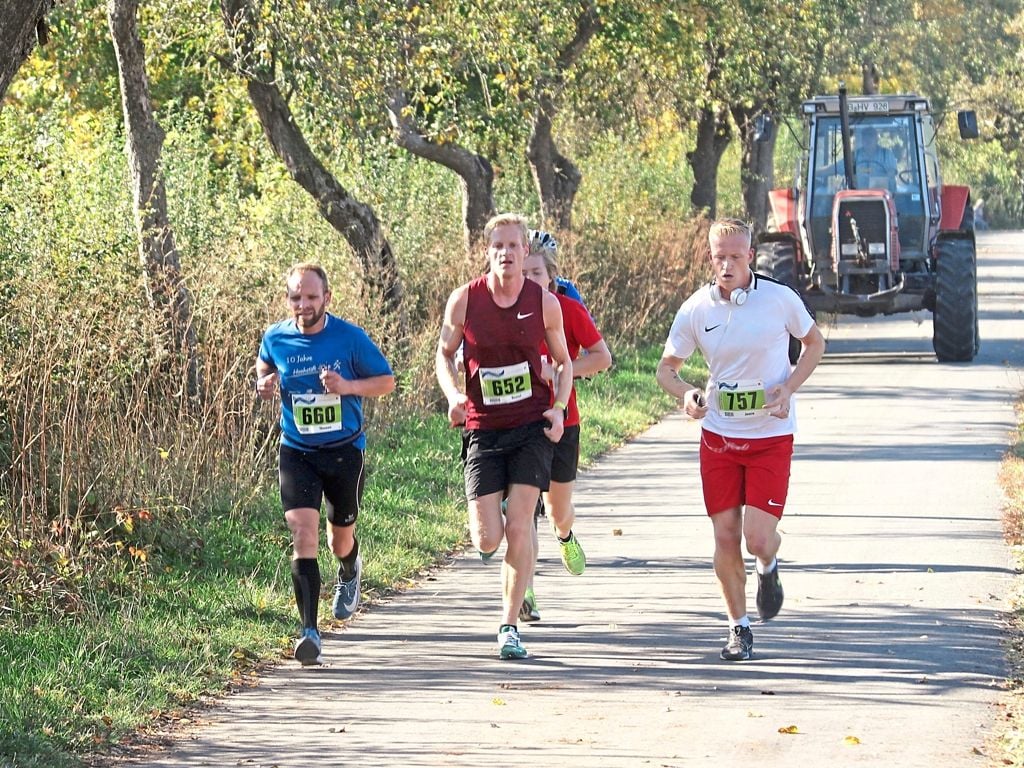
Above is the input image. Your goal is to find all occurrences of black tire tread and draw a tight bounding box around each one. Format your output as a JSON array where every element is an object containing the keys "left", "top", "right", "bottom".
[
  {"left": 755, "top": 240, "right": 808, "bottom": 365},
  {"left": 932, "top": 237, "right": 978, "bottom": 362}
]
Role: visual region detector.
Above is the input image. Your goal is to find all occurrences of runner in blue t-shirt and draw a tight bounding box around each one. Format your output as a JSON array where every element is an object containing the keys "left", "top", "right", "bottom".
[{"left": 256, "top": 263, "right": 395, "bottom": 665}]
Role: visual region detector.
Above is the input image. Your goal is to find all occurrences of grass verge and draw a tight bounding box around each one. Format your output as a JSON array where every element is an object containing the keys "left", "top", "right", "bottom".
[
  {"left": 0, "top": 343, "right": 703, "bottom": 767},
  {"left": 994, "top": 394, "right": 1024, "bottom": 764}
]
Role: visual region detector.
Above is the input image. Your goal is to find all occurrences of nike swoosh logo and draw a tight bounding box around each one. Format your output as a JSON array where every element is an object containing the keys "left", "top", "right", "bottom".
[
  {"left": 342, "top": 590, "right": 360, "bottom": 613},
  {"left": 704, "top": 324, "right": 721, "bottom": 332},
  {"left": 767, "top": 499, "right": 783, "bottom": 507},
  {"left": 517, "top": 312, "right": 534, "bottom": 320}
]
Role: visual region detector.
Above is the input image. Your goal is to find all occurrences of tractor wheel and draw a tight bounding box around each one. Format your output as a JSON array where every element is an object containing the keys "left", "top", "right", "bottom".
[
  {"left": 755, "top": 240, "right": 798, "bottom": 287},
  {"left": 756, "top": 240, "right": 808, "bottom": 365},
  {"left": 932, "top": 237, "right": 978, "bottom": 362}
]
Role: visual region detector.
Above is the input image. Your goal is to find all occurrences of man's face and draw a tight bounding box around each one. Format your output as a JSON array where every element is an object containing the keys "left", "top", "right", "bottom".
[
  {"left": 487, "top": 223, "right": 527, "bottom": 279},
  {"left": 286, "top": 270, "right": 330, "bottom": 331},
  {"left": 523, "top": 254, "right": 550, "bottom": 289},
  {"left": 709, "top": 232, "right": 753, "bottom": 292}
]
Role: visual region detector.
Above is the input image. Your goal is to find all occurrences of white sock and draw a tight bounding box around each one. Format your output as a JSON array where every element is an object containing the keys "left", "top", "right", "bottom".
[
  {"left": 730, "top": 616, "right": 751, "bottom": 629},
  {"left": 755, "top": 556, "right": 777, "bottom": 575}
]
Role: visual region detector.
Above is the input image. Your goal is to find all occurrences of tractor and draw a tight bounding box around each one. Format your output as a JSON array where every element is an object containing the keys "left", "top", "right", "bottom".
[{"left": 757, "top": 86, "right": 980, "bottom": 362}]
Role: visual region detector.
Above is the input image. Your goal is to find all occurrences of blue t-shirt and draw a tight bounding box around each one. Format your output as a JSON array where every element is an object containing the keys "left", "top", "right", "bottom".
[{"left": 258, "top": 313, "right": 393, "bottom": 450}]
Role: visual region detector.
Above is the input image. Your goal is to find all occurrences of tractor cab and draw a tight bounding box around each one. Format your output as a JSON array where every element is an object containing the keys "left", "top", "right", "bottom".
[
  {"left": 802, "top": 100, "right": 937, "bottom": 278},
  {"left": 759, "top": 88, "right": 980, "bottom": 361}
]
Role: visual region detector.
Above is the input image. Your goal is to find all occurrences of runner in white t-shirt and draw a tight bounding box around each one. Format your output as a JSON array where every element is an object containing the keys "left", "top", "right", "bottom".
[{"left": 656, "top": 218, "right": 825, "bottom": 662}]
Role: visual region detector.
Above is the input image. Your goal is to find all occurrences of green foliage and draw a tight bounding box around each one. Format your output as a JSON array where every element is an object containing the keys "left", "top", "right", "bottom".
[{"left": 832, "top": 0, "right": 1020, "bottom": 111}]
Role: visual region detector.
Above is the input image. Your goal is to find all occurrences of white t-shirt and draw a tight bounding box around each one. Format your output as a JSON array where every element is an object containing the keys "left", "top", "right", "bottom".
[{"left": 662, "top": 274, "right": 815, "bottom": 438}]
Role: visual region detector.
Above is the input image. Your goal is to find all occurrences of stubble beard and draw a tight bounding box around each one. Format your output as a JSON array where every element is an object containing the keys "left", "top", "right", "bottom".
[{"left": 296, "top": 305, "right": 326, "bottom": 330}]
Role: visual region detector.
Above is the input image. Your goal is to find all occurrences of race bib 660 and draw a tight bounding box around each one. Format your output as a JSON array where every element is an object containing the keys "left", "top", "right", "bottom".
[{"left": 291, "top": 393, "right": 343, "bottom": 434}]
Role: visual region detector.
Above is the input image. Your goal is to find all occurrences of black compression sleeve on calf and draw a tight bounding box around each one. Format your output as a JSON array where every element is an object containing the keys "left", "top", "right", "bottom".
[
  {"left": 338, "top": 537, "right": 359, "bottom": 581},
  {"left": 291, "top": 558, "right": 321, "bottom": 630}
]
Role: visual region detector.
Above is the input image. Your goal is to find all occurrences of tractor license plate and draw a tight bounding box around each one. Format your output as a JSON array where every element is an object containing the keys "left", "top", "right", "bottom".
[{"left": 849, "top": 100, "right": 889, "bottom": 113}]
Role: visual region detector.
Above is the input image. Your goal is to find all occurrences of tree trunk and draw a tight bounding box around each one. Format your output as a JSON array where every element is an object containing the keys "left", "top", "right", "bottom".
[
  {"left": 527, "top": 94, "right": 581, "bottom": 232},
  {"left": 731, "top": 104, "right": 776, "bottom": 236},
  {"left": 0, "top": 0, "right": 54, "bottom": 105},
  {"left": 108, "top": 0, "right": 200, "bottom": 397},
  {"left": 687, "top": 105, "right": 733, "bottom": 219},
  {"left": 862, "top": 61, "right": 880, "bottom": 94},
  {"left": 387, "top": 90, "right": 495, "bottom": 256},
  {"left": 247, "top": 79, "right": 406, "bottom": 328},
  {"left": 221, "top": 0, "right": 405, "bottom": 335},
  {"left": 525, "top": 4, "right": 599, "bottom": 232}
]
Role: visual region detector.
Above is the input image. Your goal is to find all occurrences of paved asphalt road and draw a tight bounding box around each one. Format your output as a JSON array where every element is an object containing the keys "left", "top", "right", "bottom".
[{"left": 134, "top": 231, "right": 1024, "bottom": 768}]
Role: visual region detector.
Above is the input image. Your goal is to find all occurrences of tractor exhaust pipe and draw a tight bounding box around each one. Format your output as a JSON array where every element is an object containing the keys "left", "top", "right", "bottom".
[{"left": 838, "top": 83, "right": 856, "bottom": 189}]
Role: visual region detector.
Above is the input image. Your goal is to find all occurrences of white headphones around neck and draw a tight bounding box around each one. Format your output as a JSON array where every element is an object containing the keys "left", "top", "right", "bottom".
[{"left": 708, "top": 271, "right": 756, "bottom": 306}]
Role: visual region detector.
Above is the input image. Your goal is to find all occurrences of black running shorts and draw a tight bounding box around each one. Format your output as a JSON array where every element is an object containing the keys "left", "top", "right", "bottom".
[
  {"left": 549, "top": 424, "right": 581, "bottom": 484},
  {"left": 462, "top": 420, "right": 554, "bottom": 500},
  {"left": 279, "top": 442, "right": 364, "bottom": 527}
]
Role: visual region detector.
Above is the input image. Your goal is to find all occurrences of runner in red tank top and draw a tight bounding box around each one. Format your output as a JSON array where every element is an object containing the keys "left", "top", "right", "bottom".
[{"left": 436, "top": 213, "right": 574, "bottom": 661}]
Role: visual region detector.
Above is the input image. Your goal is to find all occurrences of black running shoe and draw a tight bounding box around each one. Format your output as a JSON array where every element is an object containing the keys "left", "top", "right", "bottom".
[
  {"left": 756, "top": 561, "right": 784, "bottom": 621},
  {"left": 720, "top": 625, "right": 754, "bottom": 661}
]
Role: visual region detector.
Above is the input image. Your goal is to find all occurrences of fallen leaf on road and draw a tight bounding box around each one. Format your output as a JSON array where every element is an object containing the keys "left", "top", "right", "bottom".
[
  {"left": 843, "top": 735, "right": 860, "bottom": 745},
  {"left": 778, "top": 725, "right": 799, "bottom": 734},
  {"left": 612, "top": 528, "right": 623, "bottom": 536}
]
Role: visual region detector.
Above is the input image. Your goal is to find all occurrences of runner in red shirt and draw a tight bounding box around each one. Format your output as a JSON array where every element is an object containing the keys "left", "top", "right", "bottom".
[{"left": 519, "top": 232, "right": 612, "bottom": 622}]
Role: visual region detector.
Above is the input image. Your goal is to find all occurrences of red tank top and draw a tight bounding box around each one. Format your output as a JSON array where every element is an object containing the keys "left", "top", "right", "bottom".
[{"left": 463, "top": 275, "right": 551, "bottom": 430}]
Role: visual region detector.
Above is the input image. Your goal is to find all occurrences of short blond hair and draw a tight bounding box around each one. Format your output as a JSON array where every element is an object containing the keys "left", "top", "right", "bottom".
[
  {"left": 483, "top": 213, "right": 529, "bottom": 247},
  {"left": 708, "top": 218, "right": 753, "bottom": 244}
]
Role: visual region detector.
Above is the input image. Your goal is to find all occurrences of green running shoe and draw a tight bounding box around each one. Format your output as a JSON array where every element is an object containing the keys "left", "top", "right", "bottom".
[
  {"left": 519, "top": 587, "right": 541, "bottom": 622},
  {"left": 497, "top": 624, "right": 528, "bottom": 660},
  {"left": 559, "top": 532, "right": 586, "bottom": 575}
]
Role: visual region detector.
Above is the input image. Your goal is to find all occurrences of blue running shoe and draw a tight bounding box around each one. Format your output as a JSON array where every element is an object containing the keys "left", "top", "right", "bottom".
[
  {"left": 294, "top": 628, "right": 323, "bottom": 666},
  {"left": 332, "top": 555, "right": 362, "bottom": 620}
]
